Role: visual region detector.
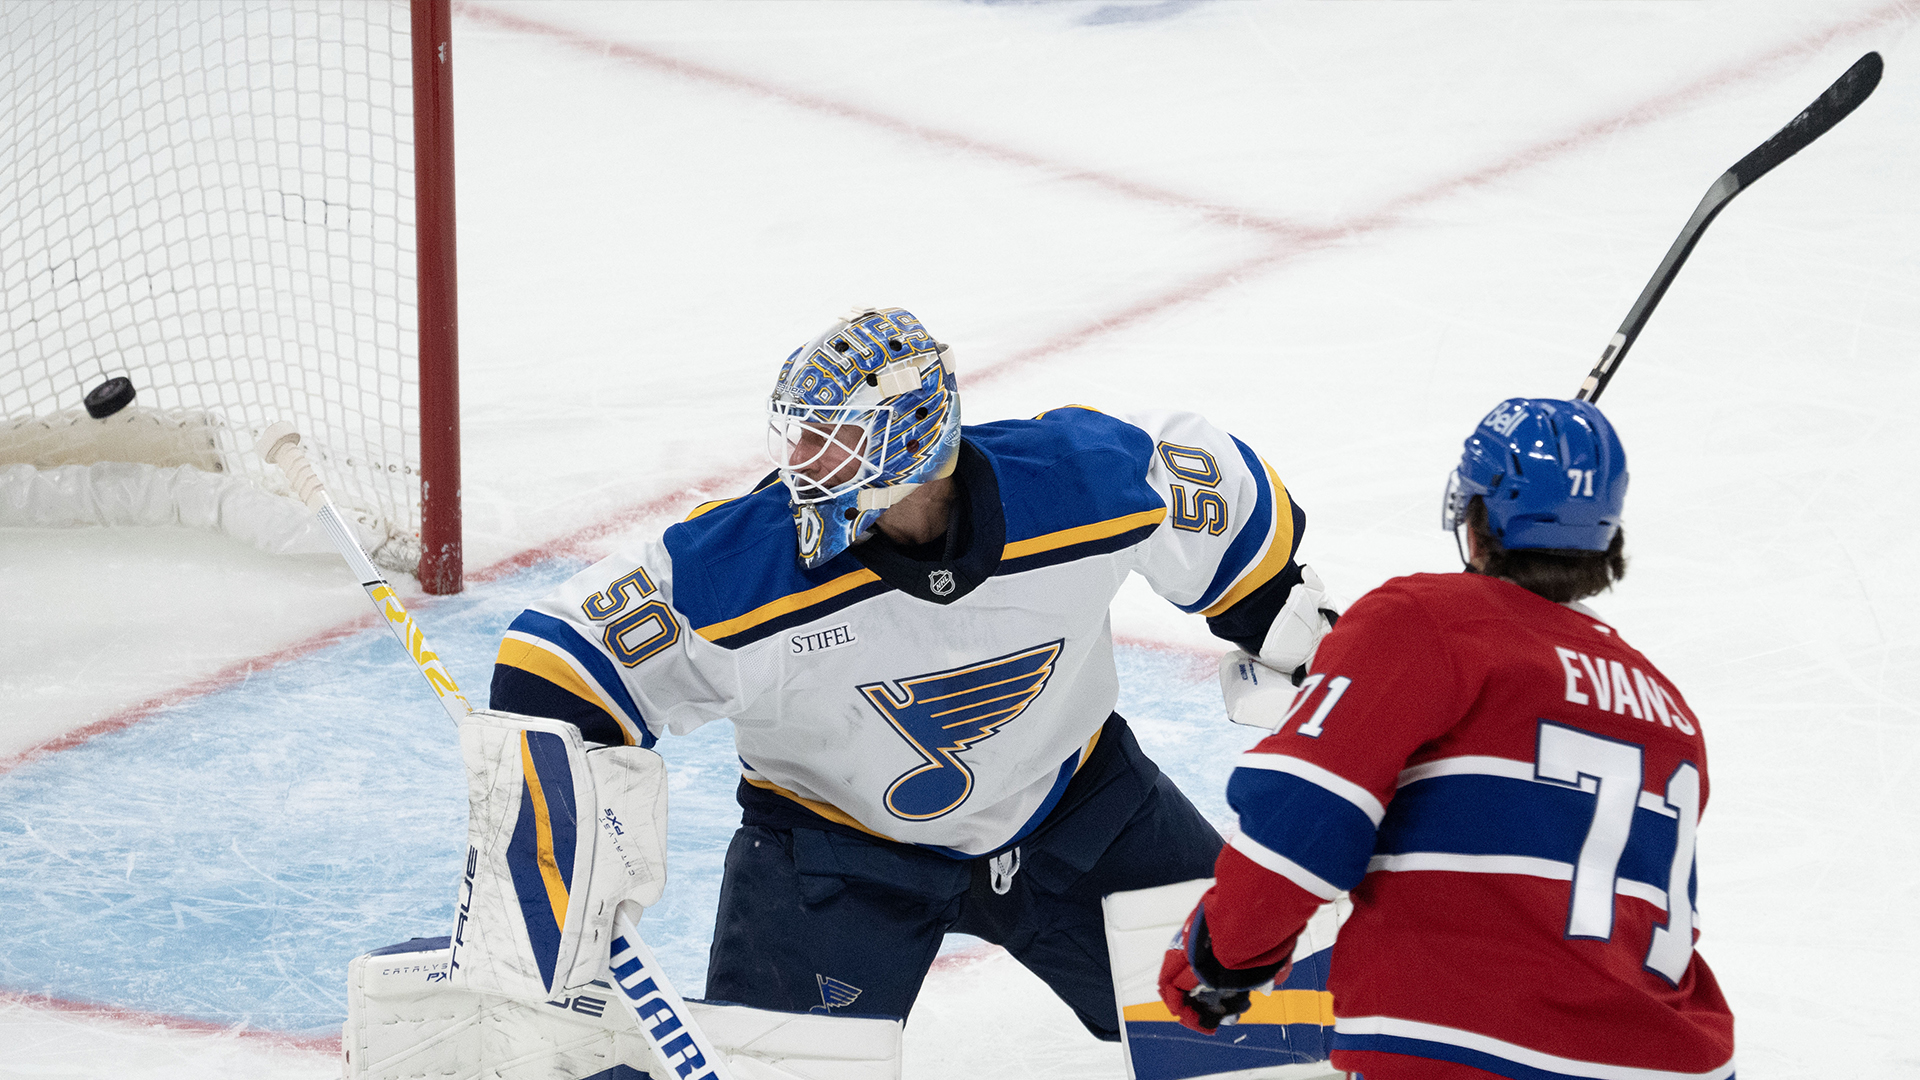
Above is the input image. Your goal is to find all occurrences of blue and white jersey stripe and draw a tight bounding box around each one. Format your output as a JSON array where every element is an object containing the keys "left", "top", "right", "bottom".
[
  {"left": 1226, "top": 751, "right": 1383, "bottom": 898},
  {"left": 1333, "top": 1016, "right": 1736, "bottom": 1080},
  {"left": 1227, "top": 750, "right": 1699, "bottom": 918},
  {"left": 1374, "top": 754, "right": 1695, "bottom": 916}
]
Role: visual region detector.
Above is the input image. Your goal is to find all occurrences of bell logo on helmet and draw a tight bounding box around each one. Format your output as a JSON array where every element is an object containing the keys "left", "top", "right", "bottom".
[
  {"left": 1483, "top": 400, "right": 1529, "bottom": 437},
  {"left": 1444, "top": 397, "right": 1628, "bottom": 553}
]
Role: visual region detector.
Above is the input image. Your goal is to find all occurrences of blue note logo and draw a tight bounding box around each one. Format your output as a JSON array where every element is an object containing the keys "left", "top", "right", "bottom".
[
  {"left": 859, "top": 640, "right": 1064, "bottom": 821},
  {"left": 815, "top": 974, "right": 864, "bottom": 1012}
]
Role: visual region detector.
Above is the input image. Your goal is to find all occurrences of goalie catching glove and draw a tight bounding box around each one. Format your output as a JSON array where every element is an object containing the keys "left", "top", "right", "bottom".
[
  {"left": 1221, "top": 563, "right": 1340, "bottom": 730},
  {"left": 450, "top": 710, "right": 669, "bottom": 1001}
]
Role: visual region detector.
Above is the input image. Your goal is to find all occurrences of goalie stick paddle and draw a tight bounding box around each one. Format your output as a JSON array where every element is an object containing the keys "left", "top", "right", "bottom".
[
  {"left": 256, "top": 423, "right": 736, "bottom": 1080},
  {"left": 1576, "top": 51, "right": 1883, "bottom": 403}
]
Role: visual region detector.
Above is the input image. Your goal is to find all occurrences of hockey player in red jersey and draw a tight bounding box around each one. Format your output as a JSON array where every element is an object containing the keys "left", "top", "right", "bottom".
[{"left": 1159, "top": 398, "right": 1735, "bottom": 1080}]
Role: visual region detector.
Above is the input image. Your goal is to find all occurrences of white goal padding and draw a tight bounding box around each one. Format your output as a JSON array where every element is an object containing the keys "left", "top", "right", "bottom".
[
  {"left": 0, "top": 461, "right": 375, "bottom": 557},
  {"left": 346, "top": 937, "right": 903, "bottom": 1080}
]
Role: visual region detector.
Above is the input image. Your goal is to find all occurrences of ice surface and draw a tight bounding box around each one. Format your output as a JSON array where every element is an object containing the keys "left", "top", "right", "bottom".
[
  {"left": 3, "top": 1, "right": 1918, "bottom": 1077},
  {"left": 0, "top": 615, "right": 1240, "bottom": 1034}
]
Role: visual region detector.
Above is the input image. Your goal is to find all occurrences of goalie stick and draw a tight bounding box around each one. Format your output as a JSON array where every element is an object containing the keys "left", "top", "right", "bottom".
[
  {"left": 1576, "top": 51, "right": 1882, "bottom": 403},
  {"left": 257, "top": 423, "right": 735, "bottom": 1080},
  {"left": 259, "top": 424, "right": 470, "bottom": 723}
]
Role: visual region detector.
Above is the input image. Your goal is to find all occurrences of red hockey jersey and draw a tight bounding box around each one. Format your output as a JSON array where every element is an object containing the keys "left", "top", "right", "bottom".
[{"left": 1201, "top": 571, "right": 1735, "bottom": 1080}]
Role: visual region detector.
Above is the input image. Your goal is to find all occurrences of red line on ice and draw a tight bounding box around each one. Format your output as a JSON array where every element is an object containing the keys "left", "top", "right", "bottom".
[
  {"left": 452, "top": 0, "right": 1908, "bottom": 268},
  {"left": 0, "top": 615, "right": 378, "bottom": 777},
  {"left": 955, "top": 5, "right": 1909, "bottom": 385},
  {"left": 0, "top": 988, "right": 340, "bottom": 1053},
  {"left": 11, "top": 7, "right": 1897, "bottom": 1047},
  {"left": 474, "top": 0, "right": 1904, "bottom": 562},
  {"left": 930, "top": 941, "right": 1008, "bottom": 971},
  {"left": 451, "top": 2, "right": 1321, "bottom": 243},
  {"left": 468, "top": 463, "right": 767, "bottom": 584},
  {"left": 12, "top": 5, "right": 1899, "bottom": 765}
]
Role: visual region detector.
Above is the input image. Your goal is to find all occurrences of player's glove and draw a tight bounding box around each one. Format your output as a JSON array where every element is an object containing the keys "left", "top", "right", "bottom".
[{"left": 1157, "top": 902, "right": 1290, "bottom": 1034}]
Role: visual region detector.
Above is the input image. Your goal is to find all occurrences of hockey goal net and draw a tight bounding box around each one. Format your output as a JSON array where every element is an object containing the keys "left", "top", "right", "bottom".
[{"left": 0, "top": 0, "right": 461, "bottom": 590}]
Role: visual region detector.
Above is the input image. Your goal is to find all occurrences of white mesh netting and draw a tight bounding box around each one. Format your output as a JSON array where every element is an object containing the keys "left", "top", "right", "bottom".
[{"left": 0, "top": 1, "right": 422, "bottom": 568}]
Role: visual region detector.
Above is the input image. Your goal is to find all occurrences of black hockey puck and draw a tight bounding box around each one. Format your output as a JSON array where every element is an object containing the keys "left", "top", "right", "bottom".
[{"left": 84, "top": 376, "right": 136, "bottom": 419}]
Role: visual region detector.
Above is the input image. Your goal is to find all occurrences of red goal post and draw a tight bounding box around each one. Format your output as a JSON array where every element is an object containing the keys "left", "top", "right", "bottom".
[{"left": 0, "top": 0, "right": 463, "bottom": 593}]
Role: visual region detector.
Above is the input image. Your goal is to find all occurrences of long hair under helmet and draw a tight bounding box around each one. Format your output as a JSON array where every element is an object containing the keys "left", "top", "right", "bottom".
[
  {"left": 1442, "top": 397, "right": 1627, "bottom": 554},
  {"left": 766, "top": 307, "right": 960, "bottom": 568}
]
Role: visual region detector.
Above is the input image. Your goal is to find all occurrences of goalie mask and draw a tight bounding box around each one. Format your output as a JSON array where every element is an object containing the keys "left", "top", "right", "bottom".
[
  {"left": 766, "top": 307, "right": 960, "bottom": 568},
  {"left": 1442, "top": 397, "right": 1627, "bottom": 554}
]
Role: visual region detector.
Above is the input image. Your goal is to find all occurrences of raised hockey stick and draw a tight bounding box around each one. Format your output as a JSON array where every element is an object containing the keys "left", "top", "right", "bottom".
[
  {"left": 1576, "top": 51, "right": 1882, "bottom": 403},
  {"left": 257, "top": 423, "right": 735, "bottom": 1080}
]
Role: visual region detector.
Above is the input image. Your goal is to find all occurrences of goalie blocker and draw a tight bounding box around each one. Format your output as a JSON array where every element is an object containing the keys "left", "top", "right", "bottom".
[
  {"left": 387, "top": 709, "right": 904, "bottom": 1079},
  {"left": 452, "top": 710, "right": 670, "bottom": 1001}
]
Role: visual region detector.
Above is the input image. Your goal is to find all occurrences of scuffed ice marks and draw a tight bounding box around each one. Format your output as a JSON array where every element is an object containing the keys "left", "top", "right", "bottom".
[
  {"left": 0, "top": 557, "right": 1245, "bottom": 1034},
  {"left": 0, "top": 562, "right": 573, "bottom": 1033},
  {"left": 0, "top": 626, "right": 469, "bottom": 1033},
  {"left": 1081, "top": 1, "right": 1203, "bottom": 27},
  {"left": 960, "top": 0, "right": 1205, "bottom": 27}
]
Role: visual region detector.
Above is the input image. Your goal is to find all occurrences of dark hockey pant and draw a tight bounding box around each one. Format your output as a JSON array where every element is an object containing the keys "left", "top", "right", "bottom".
[{"left": 703, "top": 714, "right": 1223, "bottom": 1040}]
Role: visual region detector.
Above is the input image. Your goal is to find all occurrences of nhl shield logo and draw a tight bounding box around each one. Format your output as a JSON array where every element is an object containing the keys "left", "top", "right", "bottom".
[{"left": 928, "top": 568, "right": 955, "bottom": 596}]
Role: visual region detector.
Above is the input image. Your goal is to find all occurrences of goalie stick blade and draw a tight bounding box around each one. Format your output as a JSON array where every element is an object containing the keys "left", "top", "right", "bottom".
[{"left": 1576, "top": 51, "right": 1883, "bottom": 403}]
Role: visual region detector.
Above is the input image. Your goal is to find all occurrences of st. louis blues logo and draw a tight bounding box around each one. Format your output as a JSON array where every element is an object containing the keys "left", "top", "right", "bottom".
[
  {"left": 816, "top": 974, "right": 863, "bottom": 1011},
  {"left": 859, "top": 640, "right": 1063, "bottom": 821}
]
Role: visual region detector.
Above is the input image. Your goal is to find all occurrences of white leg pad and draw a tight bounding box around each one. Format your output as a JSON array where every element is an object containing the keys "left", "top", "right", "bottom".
[
  {"left": 1103, "top": 879, "right": 1348, "bottom": 1080},
  {"left": 346, "top": 939, "right": 901, "bottom": 1080},
  {"left": 688, "top": 1002, "right": 900, "bottom": 1080}
]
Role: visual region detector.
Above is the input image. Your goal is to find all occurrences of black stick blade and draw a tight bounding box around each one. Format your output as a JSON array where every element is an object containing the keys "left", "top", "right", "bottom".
[
  {"left": 1728, "top": 51, "right": 1882, "bottom": 192},
  {"left": 1576, "top": 52, "right": 1884, "bottom": 403}
]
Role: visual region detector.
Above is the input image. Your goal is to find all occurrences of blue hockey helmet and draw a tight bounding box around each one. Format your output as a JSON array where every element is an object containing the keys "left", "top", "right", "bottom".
[
  {"left": 766, "top": 307, "right": 960, "bottom": 568},
  {"left": 1442, "top": 397, "right": 1627, "bottom": 552}
]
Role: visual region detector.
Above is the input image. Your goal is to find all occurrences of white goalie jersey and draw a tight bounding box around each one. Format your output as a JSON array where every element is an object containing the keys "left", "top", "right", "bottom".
[{"left": 491, "top": 407, "right": 1304, "bottom": 857}]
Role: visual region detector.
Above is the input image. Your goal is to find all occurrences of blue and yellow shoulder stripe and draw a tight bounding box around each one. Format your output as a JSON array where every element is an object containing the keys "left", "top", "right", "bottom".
[
  {"left": 490, "top": 476, "right": 802, "bottom": 738},
  {"left": 1178, "top": 433, "right": 1302, "bottom": 617},
  {"left": 976, "top": 408, "right": 1169, "bottom": 574},
  {"left": 664, "top": 482, "right": 887, "bottom": 651},
  {"left": 651, "top": 413, "right": 1172, "bottom": 651},
  {"left": 494, "top": 609, "right": 656, "bottom": 748},
  {"left": 1000, "top": 407, "right": 1303, "bottom": 615}
]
